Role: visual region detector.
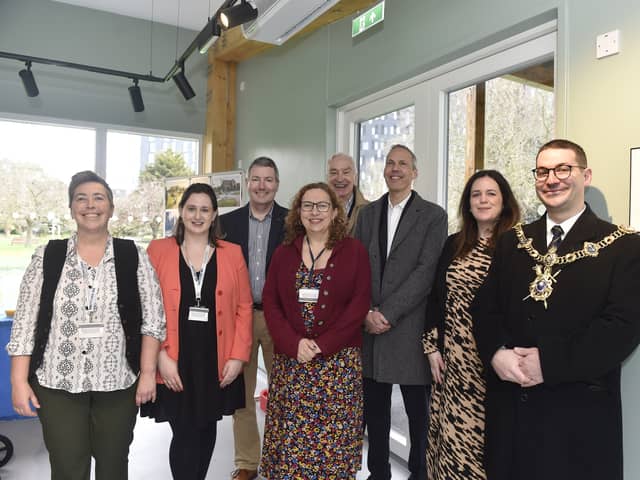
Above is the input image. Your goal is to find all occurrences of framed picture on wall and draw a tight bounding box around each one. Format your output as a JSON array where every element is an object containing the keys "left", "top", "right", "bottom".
[
  {"left": 631, "top": 147, "right": 640, "bottom": 230},
  {"left": 211, "top": 170, "right": 244, "bottom": 214},
  {"left": 190, "top": 175, "right": 211, "bottom": 185}
]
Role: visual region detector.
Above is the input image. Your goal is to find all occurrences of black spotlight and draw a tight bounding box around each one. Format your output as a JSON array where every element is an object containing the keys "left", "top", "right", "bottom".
[
  {"left": 19, "top": 61, "right": 39, "bottom": 97},
  {"left": 128, "top": 79, "right": 145, "bottom": 113},
  {"left": 219, "top": 0, "right": 258, "bottom": 29},
  {"left": 173, "top": 66, "right": 196, "bottom": 101}
]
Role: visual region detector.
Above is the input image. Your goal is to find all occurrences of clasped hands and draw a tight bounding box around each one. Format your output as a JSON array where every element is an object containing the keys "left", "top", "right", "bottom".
[
  {"left": 297, "top": 338, "right": 321, "bottom": 363},
  {"left": 491, "top": 346, "right": 544, "bottom": 387},
  {"left": 159, "top": 349, "right": 243, "bottom": 391},
  {"left": 364, "top": 309, "right": 390, "bottom": 335}
]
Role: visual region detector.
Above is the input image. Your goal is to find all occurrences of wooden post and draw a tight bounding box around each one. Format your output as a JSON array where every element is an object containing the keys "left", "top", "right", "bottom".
[
  {"left": 465, "top": 87, "right": 476, "bottom": 181},
  {"left": 203, "top": 58, "right": 236, "bottom": 173},
  {"left": 464, "top": 83, "right": 486, "bottom": 181},
  {"left": 474, "top": 82, "right": 485, "bottom": 172},
  {"left": 202, "top": 0, "right": 380, "bottom": 173}
]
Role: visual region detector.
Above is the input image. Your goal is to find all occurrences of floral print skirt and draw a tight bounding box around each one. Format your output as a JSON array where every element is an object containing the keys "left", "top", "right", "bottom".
[{"left": 260, "top": 347, "right": 363, "bottom": 479}]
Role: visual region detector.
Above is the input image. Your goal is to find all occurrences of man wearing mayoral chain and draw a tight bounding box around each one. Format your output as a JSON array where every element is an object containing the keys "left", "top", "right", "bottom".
[{"left": 473, "top": 139, "right": 640, "bottom": 480}]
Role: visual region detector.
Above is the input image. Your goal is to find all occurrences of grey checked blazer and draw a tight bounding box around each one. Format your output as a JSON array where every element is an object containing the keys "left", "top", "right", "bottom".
[{"left": 354, "top": 191, "right": 447, "bottom": 385}]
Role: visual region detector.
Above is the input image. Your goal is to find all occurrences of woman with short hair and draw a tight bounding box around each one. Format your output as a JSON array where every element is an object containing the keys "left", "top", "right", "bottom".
[{"left": 8, "top": 170, "right": 165, "bottom": 480}]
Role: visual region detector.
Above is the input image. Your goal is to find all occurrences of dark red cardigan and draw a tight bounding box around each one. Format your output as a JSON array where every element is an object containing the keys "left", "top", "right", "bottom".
[{"left": 262, "top": 235, "right": 372, "bottom": 359}]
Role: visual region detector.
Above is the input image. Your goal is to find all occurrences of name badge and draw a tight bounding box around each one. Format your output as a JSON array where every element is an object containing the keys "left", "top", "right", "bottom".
[
  {"left": 78, "top": 322, "right": 105, "bottom": 339},
  {"left": 298, "top": 287, "right": 319, "bottom": 303},
  {"left": 188, "top": 306, "right": 209, "bottom": 322}
]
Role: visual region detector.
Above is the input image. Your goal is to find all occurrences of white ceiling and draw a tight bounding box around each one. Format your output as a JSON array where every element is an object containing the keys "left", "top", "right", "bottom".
[{"left": 53, "top": 0, "right": 225, "bottom": 31}]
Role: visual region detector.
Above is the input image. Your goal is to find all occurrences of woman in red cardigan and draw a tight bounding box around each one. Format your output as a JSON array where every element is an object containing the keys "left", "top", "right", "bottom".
[
  {"left": 142, "top": 183, "right": 252, "bottom": 480},
  {"left": 259, "top": 182, "right": 371, "bottom": 479}
]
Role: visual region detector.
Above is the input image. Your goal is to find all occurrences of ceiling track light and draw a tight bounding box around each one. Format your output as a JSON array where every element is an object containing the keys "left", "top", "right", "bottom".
[
  {"left": 128, "top": 79, "right": 145, "bottom": 113},
  {"left": 173, "top": 64, "right": 196, "bottom": 100},
  {"left": 219, "top": 0, "right": 258, "bottom": 30},
  {"left": 197, "top": 19, "right": 221, "bottom": 54},
  {"left": 1, "top": 0, "right": 246, "bottom": 110},
  {"left": 19, "top": 61, "right": 39, "bottom": 97}
]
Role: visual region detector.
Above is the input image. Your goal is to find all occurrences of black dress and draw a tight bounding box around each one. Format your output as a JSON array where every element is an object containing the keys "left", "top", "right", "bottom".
[{"left": 142, "top": 250, "right": 244, "bottom": 427}]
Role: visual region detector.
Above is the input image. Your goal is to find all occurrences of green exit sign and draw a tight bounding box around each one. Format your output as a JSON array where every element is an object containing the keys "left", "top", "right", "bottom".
[{"left": 352, "top": 1, "right": 385, "bottom": 38}]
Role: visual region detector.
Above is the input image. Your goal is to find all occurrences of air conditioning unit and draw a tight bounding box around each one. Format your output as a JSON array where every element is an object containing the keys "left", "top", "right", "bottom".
[{"left": 242, "top": 0, "right": 341, "bottom": 46}]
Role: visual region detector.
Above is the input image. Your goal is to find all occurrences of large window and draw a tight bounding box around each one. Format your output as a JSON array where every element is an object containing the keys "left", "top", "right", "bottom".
[
  {"left": 0, "top": 117, "right": 200, "bottom": 313},
  {"left": 0, "top": 119, "right": 95, "bottom": 313},
  {"left": 357, "top": 106, "right": 415, "bottom": 200},
  {"left": 446, "top": 64, "right": 554, "bottom": 231},
  {"left": 339, "top": 24, "right": 556, "bottom": 219},
  {"left": 106, "top": 131, "right": 199, "bottom": 242}
]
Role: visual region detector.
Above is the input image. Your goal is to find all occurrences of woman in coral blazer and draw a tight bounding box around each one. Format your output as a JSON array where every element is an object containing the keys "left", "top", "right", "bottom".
[{"left": 142, "top": 183, "right": 252, "bottom": 480}]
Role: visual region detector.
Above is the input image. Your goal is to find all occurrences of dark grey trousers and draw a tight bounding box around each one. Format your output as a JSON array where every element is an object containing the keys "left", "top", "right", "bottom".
[{"left": 32, "top": 379, "right": 138, "bottom": 480}]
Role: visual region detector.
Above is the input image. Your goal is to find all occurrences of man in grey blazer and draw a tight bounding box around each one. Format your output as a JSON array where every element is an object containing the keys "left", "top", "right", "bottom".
[{"left": 354, "top": 144, "right": 447, "bottom": 480}]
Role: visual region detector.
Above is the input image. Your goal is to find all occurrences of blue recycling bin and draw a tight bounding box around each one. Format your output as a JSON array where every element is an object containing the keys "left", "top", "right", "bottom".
[{"left": 0, "top": 318, "right": 18, "bottom": 420}]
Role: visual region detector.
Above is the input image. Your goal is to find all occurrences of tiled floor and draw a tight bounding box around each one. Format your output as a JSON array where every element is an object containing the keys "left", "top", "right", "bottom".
[{"left": 0, "top": 393, "right": 410, "bottom": 479}]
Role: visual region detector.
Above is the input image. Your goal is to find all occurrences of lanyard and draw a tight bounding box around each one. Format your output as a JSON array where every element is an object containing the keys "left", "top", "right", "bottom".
[
  {"left": 81, "top": 260, "right": 105, "bottom": 321},
  {"left": 183, "top": 244, "right": 211, "bottom": 307},
  {"left": 305, "top": 236, "right": 326, "bottom": 281}
]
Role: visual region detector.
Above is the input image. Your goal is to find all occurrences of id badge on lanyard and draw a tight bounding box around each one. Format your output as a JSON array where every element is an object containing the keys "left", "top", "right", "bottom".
[
  {"left": 81, "top": 261, "right": 105, "bottom": 338},
  {"left": 298, "top": 287, "right": 319, "bottom": 303},
  {"left": 297, "top": 236, "right": 324, "bottom": 303},
  {"left": 78, "top": 322, "right": 105, "bottom": 338},
  {"left": 187, "top": 245, "right": 211, "bottom": 322},
  {"left": 188, "top": 306, "right": 209, "bottom": 322}
]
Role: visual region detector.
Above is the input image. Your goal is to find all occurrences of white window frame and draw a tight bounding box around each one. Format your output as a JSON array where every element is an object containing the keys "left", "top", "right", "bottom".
[
  {"left": 337, "top": 20, "right": 557, "bottom": 208},
  {"left": 0, "top": 111, "right": 203, "bottom": 176}
]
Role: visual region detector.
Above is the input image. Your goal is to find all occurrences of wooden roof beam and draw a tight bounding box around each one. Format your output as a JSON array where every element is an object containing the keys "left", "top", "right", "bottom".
[{"left": 212, "top": 0, "right": 380, "bottom": 62}]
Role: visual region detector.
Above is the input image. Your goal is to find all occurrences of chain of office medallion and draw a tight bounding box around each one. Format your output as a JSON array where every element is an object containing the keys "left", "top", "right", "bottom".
[{"left": 513, "top": 223, "right": 635, "bottom": 266}]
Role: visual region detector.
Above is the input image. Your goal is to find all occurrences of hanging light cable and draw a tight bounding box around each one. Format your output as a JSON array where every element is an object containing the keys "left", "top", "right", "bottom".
[{"left": 149, "top": 0, "right": 155, "bottom": 74}]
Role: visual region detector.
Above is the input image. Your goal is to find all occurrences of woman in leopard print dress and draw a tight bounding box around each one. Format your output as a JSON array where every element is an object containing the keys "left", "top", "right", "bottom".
[{"left": 423, "top": 170, "right": 520, "bottom": 480}]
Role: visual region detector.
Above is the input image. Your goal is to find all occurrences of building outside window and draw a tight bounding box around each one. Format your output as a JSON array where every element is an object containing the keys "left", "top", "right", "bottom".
[{"left": 0, "top": 118, "right": 200, "bottom": 314}]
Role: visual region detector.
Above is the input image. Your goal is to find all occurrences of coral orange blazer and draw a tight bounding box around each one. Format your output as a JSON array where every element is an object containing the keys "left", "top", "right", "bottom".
[{"left": 147, "top": 237, "right": 253, "bottom": 381}]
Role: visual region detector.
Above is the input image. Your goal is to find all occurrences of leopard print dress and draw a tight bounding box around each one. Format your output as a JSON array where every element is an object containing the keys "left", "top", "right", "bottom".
[{"left": 424, "top": 240, "right": 492, "bottom": 480}]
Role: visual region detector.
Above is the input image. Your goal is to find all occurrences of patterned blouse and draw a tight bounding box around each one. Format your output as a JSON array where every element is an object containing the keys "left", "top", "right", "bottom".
[{"left": 7, "top": 235, "right": 166, "bottom": 393}]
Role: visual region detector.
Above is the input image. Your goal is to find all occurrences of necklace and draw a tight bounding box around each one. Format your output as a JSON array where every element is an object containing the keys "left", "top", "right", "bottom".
[{"left": 514, "top": 223, "right": 635, "bottom": 308}]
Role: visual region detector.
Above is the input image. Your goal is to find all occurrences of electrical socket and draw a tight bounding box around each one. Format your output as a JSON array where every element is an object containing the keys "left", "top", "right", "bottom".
[{"left": 596, "top": 30, "right": 620, "bottom": 59}]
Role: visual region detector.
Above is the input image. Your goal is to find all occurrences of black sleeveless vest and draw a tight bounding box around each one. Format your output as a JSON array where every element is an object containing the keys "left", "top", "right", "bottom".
[{"left": 29, "top": 238, "right": 143, "bottom": 379}]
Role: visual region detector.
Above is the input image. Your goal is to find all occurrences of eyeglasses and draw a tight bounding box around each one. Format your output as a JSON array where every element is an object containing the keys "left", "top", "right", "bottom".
[
  {"left": 300, "top": 201, "right": 331, "bottom": 212},
  {"left": 531, "top": 164, "right": 586, "bottom": 181}
]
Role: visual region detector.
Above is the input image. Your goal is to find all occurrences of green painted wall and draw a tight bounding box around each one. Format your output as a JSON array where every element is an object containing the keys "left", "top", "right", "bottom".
[
  {"left": 236, "top": 0, "right": 640, "bottom": 475},
  {"left": 235, "top": 32, "right": 330, "bottom": 206},
  {"left": 236, "top": 0, "right": 560, "bottom": 201},
  {"left": 0, "top": 0, "right": 208, "bottom": 133}
]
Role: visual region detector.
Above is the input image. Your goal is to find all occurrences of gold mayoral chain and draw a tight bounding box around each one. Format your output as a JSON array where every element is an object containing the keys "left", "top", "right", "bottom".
[{"left": 514, "top": 223, "right": 636, "bottom": 309}]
